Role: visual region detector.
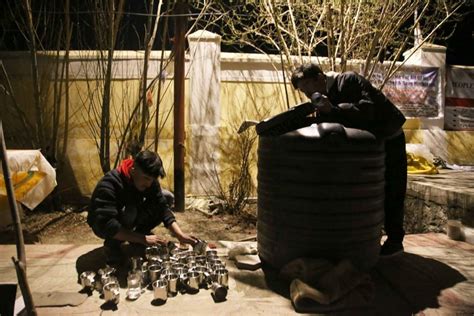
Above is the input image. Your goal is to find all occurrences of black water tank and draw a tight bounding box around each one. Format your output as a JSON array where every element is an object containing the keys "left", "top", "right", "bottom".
[{"left": 257, "top": 123, "right": 385, "bottom": 271}]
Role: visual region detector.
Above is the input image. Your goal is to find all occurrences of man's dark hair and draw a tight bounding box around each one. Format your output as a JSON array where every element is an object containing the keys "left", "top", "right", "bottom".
[
  {"left": 291, "top": 63, "right": 324, "bottom": 89},
  {"left": 134, "top": 150, "right": 166, "bottom": 178}
]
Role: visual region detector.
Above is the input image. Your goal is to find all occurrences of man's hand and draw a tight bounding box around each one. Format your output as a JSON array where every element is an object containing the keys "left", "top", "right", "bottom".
[
  {"left": 169, "top": 221, "right": 199, "bottom": 246},
  {"left": 311, "top": 92, "right": 332, "bottom": 114},
  {"left": 176, "top": 233, "right": 199, "bottom": 246},
  {"left": 144, "top": 234, "right": 167, "bottom": 246}
]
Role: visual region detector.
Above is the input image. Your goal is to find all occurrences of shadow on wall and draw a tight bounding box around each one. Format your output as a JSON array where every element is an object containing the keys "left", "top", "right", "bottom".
[
  {"left": 234, "top": 252, "right": 467, "bottom": 314},
  {"left": 57, "top": 153, "right": 95, "bottom": 206}
]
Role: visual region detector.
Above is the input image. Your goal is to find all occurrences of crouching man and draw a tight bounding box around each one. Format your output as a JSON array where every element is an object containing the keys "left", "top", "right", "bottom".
[{"left": 87, "top": 150, "right": 197, "bottom": 265}]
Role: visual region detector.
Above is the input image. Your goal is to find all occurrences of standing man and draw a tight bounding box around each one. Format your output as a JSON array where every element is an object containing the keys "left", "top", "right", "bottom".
[
  {"left": 88, "top": 150, "right": 197, "bottom": 265},
  {"left": 291, "top": 63, "right": 407, "bottom": 257}
]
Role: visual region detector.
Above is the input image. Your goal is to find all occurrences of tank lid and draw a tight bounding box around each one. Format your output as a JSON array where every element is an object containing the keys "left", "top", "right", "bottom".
[{"left": 284, "top": 123, "right": 377, "bottom": 142}]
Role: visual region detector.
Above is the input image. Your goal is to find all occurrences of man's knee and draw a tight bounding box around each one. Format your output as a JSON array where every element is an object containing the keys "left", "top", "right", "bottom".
[{"left": 89, "top": 223, "right": 107, "bottom": 240}]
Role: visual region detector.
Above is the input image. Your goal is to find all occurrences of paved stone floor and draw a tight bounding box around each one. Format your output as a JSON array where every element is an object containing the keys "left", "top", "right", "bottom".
[
  {"left": 1, "top": 171, "right": 473, "bottom": 315},
  {"left": 1, "top": 233, "right": 473, "bottom": 315}
]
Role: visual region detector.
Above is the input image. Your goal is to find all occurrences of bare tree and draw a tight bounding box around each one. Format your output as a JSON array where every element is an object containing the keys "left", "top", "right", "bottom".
[
  {"left": 208, "top": 1, "right": 466, "bottom": 95},
  {"left": 2, "top": 0, "right": 73, "bottom": 163},
  {"left": 98, "top": 0, "right": 125, "bottom": 173},
  {"left": 74, "top": 1, "right": 216, "bottom": 172},
  {"left": 22, "top": 0, "right": 45, "bottom": 150}
]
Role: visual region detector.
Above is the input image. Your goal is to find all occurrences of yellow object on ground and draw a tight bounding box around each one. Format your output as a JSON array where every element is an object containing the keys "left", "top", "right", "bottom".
[
  {"left": 0, "top": 150, "right": 56, "bottom": 210},
  {"left": 1, "top": 150, "right": 57, "bottom": 228},
  {"left": 407, "top": 152, "right": 439, "bottom": 174},
  {"left": 0, "top": 171, "right": 47, "bottom": 201}
]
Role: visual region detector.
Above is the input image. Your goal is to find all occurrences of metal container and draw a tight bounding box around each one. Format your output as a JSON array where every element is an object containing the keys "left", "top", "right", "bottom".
[
  {"left": 160, "top": 253, "right": 171, "bottom": 261},
  {"left": 184, "top": 250, "right": 197, "bottom": 257},
  {"left": 170, "top": 248, "right": 183, "bottom": 257},
  {"left": 178, "top": 256, "right": 188, "bottom": 265},
  {"left": 161, "top": 259, "right": 172, "bottom": 270},
  {"left": 447, "top": 219, "right": 464, "bottom": 241},
  {"left": 101, "top": 275, "right": 119, "bottom": 291},
  {"left": 171, "top": 263, "right": 186, "bottom": 277},
  {"left": 148, "top": 264, "right": 162, "bottom": 283},
  {"left": 160, "top": 268, "right": 172, "bottom": 277},
  {"left": 97, "top": 266, "right": 116, "bottom": 292},
  {"left": 161, "top": 273, "right": 179, "bottom": 296},
  {"left": 148, "top": 255, "right": 162, "bottom": 266},
  {"left": 212, "top": 263, "right": 226, "bottom": 272},
  {"left": 213, "top": 268, "right": 229, "bottom": 287},
  {"left": 206, "top": 250, "right": 218, "bottom": 258},
  {"left": 126, "top": 272, "right": 142, "bottom": 300},
  {"left": 103, "top": 282, "right": 120, "bottom": 304},
  {"left": 157, "top": 244, "right": 169, "bottom": 257},
  {"left": 208, "top": 258, "right": 223, "bottom": 271},
  {"left": 130, "top": 256, "right": 144, "bottom": 271},
  {"left": 206, "top": 254, "right": 218, "bottom": 263},
  {"left": 191, "top": 266, "right": 210, "bottom": 286},
  {"left": 79, "top": 271, "right": 96, "bottom": 290},
  {"left": 145, "top": 246, "right": 160, "bottom": 260},
  {"left": 152, "top": 279, "right": 168, "bottom": 302},
  {"left": 211, "top": 282, "right": 227, "bottom": 302},
  {"left": 186, "top": 260, "right": 197, "bottom": 269},
  {"left": 195, "top": 255, "right": 207, "bottom": 266},
  {"left": 140, "top": 262, "right": 150, "bottom": 287},
  {"left": 193, "top": 239, "right": 208, "bottom": 255},
  {"left": 167, "top": 241, "right": 177, "bottom": 253},
  {"left": 185, "top": 271, "right": 200, "bottom": 292}
]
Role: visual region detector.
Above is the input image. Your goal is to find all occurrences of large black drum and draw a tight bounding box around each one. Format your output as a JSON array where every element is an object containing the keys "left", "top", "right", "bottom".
[{"left": 257, "top": 123, "right": 385, "bottom": 271}]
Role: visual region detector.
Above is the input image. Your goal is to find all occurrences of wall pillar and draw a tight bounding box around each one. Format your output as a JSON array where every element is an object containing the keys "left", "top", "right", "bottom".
[
  {"left": 187, "top": 30, "right": 221, "bottom": 195},
  {"left": 403, "top": 43, "right": 452, "bottom": 161}
]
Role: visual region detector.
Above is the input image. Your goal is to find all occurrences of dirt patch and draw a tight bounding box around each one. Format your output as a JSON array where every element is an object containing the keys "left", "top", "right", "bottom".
[
  {"left": 155, "top": 207, "right": 257, "bottom": 242},
  {"left": 0, "top": 205, "right": 257, "bottom": 245}
]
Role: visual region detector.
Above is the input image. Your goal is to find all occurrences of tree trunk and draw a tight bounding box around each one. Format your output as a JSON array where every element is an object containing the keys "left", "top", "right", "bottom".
[{"left": 23, "top": 0, "right": 44, "bottom": 149}]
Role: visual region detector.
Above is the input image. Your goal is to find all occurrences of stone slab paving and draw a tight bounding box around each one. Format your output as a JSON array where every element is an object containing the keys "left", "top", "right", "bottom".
[{"left": 1, "top": 233, "right": 473, "bottom": 315}]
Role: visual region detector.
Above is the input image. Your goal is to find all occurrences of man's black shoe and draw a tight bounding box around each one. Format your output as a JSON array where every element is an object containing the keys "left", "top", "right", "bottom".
[{"left": 380, "top": 240, "right": 404, "bottom": 257}]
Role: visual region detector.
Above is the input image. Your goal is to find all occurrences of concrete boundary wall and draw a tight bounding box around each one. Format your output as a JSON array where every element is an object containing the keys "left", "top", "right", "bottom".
[{"left": 1, "top": 31, "right": 474, "bottom": 200}]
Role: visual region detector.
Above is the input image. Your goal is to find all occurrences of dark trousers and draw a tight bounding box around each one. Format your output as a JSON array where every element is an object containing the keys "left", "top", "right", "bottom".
[
  {"left": 104, "top": 189, "right": 175, "bottom": 251},
  {"left": 384, "top": 132, "right": 407, "bottom": 243}
]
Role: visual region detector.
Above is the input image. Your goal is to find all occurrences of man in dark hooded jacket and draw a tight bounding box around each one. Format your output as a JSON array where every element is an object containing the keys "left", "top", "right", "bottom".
[
  {"left": 88, "top": 150, "right": 197, "bottom": 264},
  {"left": 291, "top": 63, "right": 407, "bottom": 257}
]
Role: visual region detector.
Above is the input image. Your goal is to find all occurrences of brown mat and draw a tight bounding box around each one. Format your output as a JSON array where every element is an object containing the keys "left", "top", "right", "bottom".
[
  {"left": 283, "top": 259, "right": 375, "bottom": 313},
  {"left": 290, "top": 278, "right": 374, "bottom": 313}
]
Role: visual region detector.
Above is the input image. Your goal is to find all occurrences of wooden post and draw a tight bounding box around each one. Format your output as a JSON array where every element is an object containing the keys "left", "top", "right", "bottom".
[
  {"left": 0, "top": 121, "right": 26, "bottom": 265},
  {"left": 0, "top": 121, "right": 36, "bottom": 315},
  {"left": 173, "top": 2, "right": 187, "bottom": 212},
  {"left": 12, "top": 258, "right": 37, "bottom": 316}
]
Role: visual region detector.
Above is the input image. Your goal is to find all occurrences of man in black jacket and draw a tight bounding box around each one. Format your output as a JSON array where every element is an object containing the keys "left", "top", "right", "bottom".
[
  {"left": 291, "top": 63, "right": 407, "bottom": 257},
  {"left": 88, "top": 150, "right": 197, "bottom": 264}
]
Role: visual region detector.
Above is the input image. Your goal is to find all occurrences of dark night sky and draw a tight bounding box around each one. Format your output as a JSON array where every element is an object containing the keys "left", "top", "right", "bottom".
[
  {"left": 0, "top": 1, "right": 473, "bottom": 66},
  {"left": 445, "top": 9, "right": 474, "bottom": 66}
]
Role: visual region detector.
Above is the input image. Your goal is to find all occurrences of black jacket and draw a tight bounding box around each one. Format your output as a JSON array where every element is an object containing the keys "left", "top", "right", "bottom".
[
  {"left": 87, "top": 169, "right": 176, "bottom": 239},
  {"left": 321, "top": 71, "right": 406, "bottom": 138}
]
